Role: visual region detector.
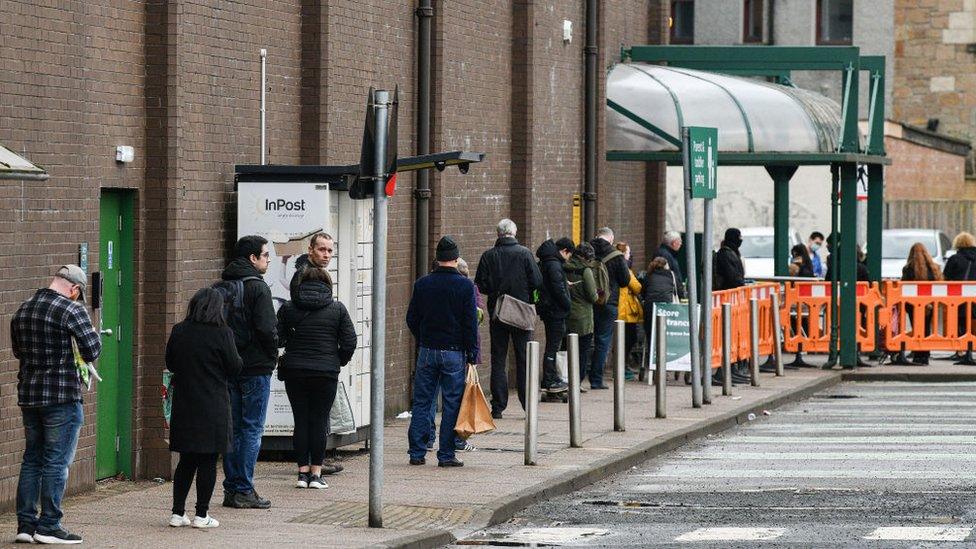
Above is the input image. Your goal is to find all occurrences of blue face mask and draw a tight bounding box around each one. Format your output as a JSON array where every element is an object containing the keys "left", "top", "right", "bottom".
[{"left": 810, "top": 243, "right": 821, "bottom": 252}]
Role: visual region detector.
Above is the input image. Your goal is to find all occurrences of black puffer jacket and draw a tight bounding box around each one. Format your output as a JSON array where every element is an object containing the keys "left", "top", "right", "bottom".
[
  {"left": 276, "top": 279, "right": 357, "bottom": 380},
  {"left": 475, "top": 236, "right": 544, "bottom": 314},
  {"left": 221, "top": 258, "right": 278, "bottom": 376},
  {"left": 641, "top": 269, "right": 679, "bottom": 332},
  {"left": 943, "top": 247, "right": 976, "bottom": 281},
  {"left": 591, "top": 237, "right": 631, "bottom": 307},
  {"left": 535, "top": 239, "right": 571, "bottom": 321},
  {"left": 713, "top": 246, "right": 746, "bottom": 291}
]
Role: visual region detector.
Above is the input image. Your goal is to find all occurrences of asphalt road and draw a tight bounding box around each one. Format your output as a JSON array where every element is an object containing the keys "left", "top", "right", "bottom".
[{"left": 454, "top": 381, "right": 976, "bottom": 547}]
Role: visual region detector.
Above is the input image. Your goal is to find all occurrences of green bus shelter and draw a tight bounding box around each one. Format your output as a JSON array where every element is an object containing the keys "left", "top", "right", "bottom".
[{"left": 606, "top": 45, "right": 890, "bottom": 367}]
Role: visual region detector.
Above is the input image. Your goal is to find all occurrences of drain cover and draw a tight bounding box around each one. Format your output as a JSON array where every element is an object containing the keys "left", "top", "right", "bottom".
[{"left": 288, "top": 501, "right": 472, "bottom": 529}]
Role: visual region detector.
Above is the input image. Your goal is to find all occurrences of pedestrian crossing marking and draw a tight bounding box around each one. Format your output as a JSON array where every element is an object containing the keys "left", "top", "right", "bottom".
[
  {"left": 674, "top": 527, "right": 785, "bottom": 541},
  {"left": 863, "top": 526, "right": 972, "bottom": 541}
]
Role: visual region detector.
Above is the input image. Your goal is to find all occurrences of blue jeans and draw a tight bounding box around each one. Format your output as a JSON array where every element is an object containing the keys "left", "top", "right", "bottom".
[
  {"left": 17, "top": 402, "right": 84, "bottom": 534},
  {"left": 427, "top": 392, "right": 466, "bottom": 450},
  {"left": 408, "top": 348, "right": 466, "bottom": 462},
  {"left": 222, "top": 375, "right": 271, "bottom": 494},
  {"left": 591, "top": 304, "right": 618, "bottom": 387}
]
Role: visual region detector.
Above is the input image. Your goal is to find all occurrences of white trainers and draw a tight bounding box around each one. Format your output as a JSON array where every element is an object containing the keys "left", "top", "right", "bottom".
[
  {"left": 168, "top": 514, "right": 190, "bottom": 527},
  {"left": 191, "top": 515, "right": 219, "bottom": 529},
  {"left": 307, "top": 475, "right": 328, "bottom": 489}
]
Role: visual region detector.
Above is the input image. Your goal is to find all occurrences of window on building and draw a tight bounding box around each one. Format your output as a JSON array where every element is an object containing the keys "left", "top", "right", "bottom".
[
  {"left": 743, "top": 0, "right": 764, "bottom": 43},
  {"left": 816, "top": 0, "right": 853, "bottom": 45},
  {"left": 670, "top": 0, "right": 694, "bottom": 44}
]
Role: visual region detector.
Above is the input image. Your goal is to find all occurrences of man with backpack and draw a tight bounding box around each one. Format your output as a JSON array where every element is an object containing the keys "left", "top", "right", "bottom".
[
  {"left": 218, "top": 235, "right": 278, "bottom": 509},
  {"left": 475, "top": 219, "right": 543, "bottom": 418},
  {"left": 589, "top": 227, "right": 631, "bottom": 389}
]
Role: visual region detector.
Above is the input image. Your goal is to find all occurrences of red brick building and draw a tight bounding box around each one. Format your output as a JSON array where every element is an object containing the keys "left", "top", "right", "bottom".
[{"left": 0, "top": 1, "right": 669, "bottom": 504}]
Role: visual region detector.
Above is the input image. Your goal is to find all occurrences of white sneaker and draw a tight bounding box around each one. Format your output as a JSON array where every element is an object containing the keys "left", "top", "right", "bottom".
[
  {"left": 168, "top": 514, "right": 190, "bottom": 527},
  {"left": 14, "top": 532, "right": 33, "bottom": 543},
  {"left": 192, "top": 515, "right": 219, "bottom": 529},
  {"left": 307, "top": 475, "right": 328, "bottom": 489}
]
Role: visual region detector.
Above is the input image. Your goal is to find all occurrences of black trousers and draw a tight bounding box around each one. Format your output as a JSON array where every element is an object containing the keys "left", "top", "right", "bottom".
[
  {"left": 285, "top": 377, "right": 339, "bottom": 468},
  {"left": 172, "top": 452, "right": 219, "bottom": 517},
  {"left": 489, "top": 319, "right": 531, "bottom": 413},
  {"left": 541, "top": 318, "right": 566, "bottom": 388}
]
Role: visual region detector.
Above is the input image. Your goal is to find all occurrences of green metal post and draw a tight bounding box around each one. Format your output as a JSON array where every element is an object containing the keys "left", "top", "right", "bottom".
[
  {"left": 839, "top": 162, "right": 859, "bottom": 367},
  {"left": 767, "top": 166, "right": 798, "bottom": 277},
  {"left": 828, "top": 165, "right": 839, "bottom": 367},
  {"left": 867, "top": 165, "right": 883, "bottom": 282}
]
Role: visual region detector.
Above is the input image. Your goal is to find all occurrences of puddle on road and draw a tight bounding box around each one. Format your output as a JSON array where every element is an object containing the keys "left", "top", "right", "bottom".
[{"left": 457, "top": 527, "right": 610, "bottom": 546}]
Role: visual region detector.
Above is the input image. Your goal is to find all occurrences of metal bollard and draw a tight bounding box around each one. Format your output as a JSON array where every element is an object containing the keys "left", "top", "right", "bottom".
[
  {"left": 614, "top": 320, "right": 626, "bottom": 432},
  {"left": 567, "top": 333, "right": 582, "bottom": 448},
  {"left": 524, "top": 340, "right": 541, "bottom": 465},
  {"left": 722, "top": 303, "right": 733, "bottom": 396},
  {"left": 771, "top": 292, "right": 784, "bottom": 376},
  {"left": 655, "top": 313, "right": 667, "bottom": 418},
  {"left": 749, "top": 297, "right": 760, "bottom": 387}
]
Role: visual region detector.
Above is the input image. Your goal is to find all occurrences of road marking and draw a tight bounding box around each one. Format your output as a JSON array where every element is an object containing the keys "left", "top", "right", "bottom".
[
  {"left": 642, "top": 469, "right": 976, "bottom": 479},
  {"left": 675, "top": 527, "right": 786, "bottom": 541},
  {"left": 672, "top": 451, "right": 976, "bottom": 461},
  {"left": 863, "top": 526, "right": 972, "bottom": 541},
  {"left": 724, "top": 436, "right": 976, "bottom": 444}
]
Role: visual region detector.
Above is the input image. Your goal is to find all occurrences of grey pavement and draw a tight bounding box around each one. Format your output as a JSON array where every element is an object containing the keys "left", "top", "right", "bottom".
[
  {"left": 0, "top": 358, "right": 926, "bottom": 548},
  {"left": 455, "top": 380, "right": 976, "bottom": 547}
]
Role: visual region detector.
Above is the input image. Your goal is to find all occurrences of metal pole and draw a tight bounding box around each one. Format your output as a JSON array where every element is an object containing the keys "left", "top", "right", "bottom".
[
  {"left": 260, "top": 49, "right": 267, "bottom": 165},
  {"left": 414, "top": 1, "right": 432, "bottom": 280},
  {"left": 749, "top": 297, "right": 760, "bottom": 387},
  {"left": 613, "top": 319, "right": 626, "bottom": 432},
  {"left": 682, "top": 127, "right": 703, "bottom": 408},
  {"left": 771, "top": 292, "right": 784, "bottom": 376},
  {"left": 568, "top": 333, "right": 582, "bottom": 448},
  {"left": 722, "top": 303, "right": 732, "bottom": 396},
  {"left": 583, "top": 0, "right": 598, "bottom": 238},
  {"left": 367, "top": 89, "right": 390, "bottom": 528},
  {"left": 702, "top": 198, "right": 714, "bottom": 404},
  {"left": 524, "top": 340, "right": 541, "bottom": 465},
  {"left": 655, "top": 312, "right": 667, "bottom": 418}
]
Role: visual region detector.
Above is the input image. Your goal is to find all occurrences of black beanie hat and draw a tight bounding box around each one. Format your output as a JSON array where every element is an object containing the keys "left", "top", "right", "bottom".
[
  {"left": 436, "top": 235, "right": 460, "bottom": 261},
  {"left": 554, "top": 237, "right": 576, "bottom": 254}
]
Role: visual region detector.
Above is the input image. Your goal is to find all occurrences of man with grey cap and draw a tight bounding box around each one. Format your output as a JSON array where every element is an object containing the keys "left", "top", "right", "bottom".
[{"left": 11, "top": 265, "right": 102, "bottom": 544}]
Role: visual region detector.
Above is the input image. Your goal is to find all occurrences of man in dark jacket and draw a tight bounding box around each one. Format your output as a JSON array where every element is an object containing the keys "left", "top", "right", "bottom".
[
  {"left": 590, "top": 227, "right": 631, "bottom": 389},
  {"left": 536, "top": 238, "right": 574, "bottom": 393},
  {"left": 289, "top": 232, "right": 334, "bottom": 297},
  {"left": 714, "top": 228, "right": 746, "bottom": 291},
  {"left": 221, "top": 235, "right": 278, "bottom": 510},
  {"left": 654, "top": 231, "right": 686, "bottom": 299},
  {"left": 475, "top": 219, "right": 543, "bottom": 417},
  {"left": 406, "top": 236, "right": 479, "bottom": 467}
]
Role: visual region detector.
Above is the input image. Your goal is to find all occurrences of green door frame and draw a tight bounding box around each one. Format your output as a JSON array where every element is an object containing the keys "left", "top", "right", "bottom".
[
  {"left": 608, "top": 45, "right": 890, "bottom": 367},
  {"left": 97, "top": 190, "right": 135, "bottom": 479}
]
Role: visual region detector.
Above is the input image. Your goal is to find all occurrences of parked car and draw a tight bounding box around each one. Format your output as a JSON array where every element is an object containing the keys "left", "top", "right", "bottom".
[
  {"left": 880, "top": 228, "right": 953, "bottom": 279},
  {"left": 736, "top": 226, "right": 803, "bottom": 279}
]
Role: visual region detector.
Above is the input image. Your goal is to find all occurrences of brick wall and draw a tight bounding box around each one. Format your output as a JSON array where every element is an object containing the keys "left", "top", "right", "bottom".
[
  {"left": 894, "top": 0, "right": 976, "bottom": 174},
  {"left": 0, "top": 0, "right": 669, "bottom": 504},
  {"left": 883, "top": 136, "right": 972, "bottom": 201}
]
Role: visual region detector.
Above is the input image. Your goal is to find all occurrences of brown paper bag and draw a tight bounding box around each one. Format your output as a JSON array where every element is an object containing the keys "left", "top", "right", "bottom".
[{"left": 454, "top": 364, "right": 496, "bottom": 439}]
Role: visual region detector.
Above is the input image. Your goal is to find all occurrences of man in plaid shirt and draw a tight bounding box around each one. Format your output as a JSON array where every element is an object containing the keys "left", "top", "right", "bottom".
[{"left": 11, "top": 265, "right": 101, "bottom": 545}]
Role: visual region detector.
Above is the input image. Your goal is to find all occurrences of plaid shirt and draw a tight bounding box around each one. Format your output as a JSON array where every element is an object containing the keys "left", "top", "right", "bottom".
[{"left": 12, "top": 288, "right": 102, "bottom": 407}]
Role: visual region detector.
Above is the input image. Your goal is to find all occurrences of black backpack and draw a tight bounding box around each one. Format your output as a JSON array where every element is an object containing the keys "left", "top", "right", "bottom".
[{"left": 212, "top": 276, "right": 264, "bottom": 350}]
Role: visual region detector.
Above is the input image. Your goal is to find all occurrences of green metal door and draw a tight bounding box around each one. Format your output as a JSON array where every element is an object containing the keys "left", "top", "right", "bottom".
[{"left": 96, "top": 191, "right": 134, "bottom": 479}]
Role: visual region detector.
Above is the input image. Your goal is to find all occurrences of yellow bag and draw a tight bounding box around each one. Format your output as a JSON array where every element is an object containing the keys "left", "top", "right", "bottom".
[{"left": 454, "top": 364, "right": 496, "bottom": 439}]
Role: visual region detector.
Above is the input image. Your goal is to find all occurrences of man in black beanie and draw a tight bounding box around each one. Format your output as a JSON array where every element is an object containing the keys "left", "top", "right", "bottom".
[
  {"left": 713, "top": 228, "right": 745, "bottom": 291},
  {"left": 405, "top": 236, "right": 479, "bottom": 467}
]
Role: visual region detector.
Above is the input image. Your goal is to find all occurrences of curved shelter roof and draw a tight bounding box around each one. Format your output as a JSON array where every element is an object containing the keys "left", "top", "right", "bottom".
[{"left": 606, "top": 63, "right": 872, "bottom": 163}]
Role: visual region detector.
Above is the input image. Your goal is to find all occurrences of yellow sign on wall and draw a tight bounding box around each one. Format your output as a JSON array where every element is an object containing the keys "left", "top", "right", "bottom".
[{"left": 572, "top": 193, "right": 582, "bottom": 245}]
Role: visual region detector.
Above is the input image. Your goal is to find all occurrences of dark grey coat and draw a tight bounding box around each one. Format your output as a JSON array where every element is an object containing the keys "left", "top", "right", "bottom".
[{"left": 166, "top": 321, "right": 243, "bottom": 454}]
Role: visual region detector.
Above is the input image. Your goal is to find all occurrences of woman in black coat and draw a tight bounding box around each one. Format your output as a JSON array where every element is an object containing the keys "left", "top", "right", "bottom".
[
  {"left": 641, "top": 257, "right": 679, "bottom": 336},
  {"left": 277, "top": 266, "right": 357, "bottom": 489},
  {"left": 166, "top": 288, "right": 243, "bottom": 529}
]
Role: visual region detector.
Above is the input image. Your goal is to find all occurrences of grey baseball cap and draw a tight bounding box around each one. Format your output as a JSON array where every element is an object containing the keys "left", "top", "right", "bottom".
[{"left": 56, "top": 264, "right": 87, "bottom": 302}]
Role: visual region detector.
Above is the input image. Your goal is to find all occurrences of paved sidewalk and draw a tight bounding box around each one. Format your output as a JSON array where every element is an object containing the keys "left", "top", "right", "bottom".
[{"left": 0, "top": 366, "right": 851, "bottom": 548}]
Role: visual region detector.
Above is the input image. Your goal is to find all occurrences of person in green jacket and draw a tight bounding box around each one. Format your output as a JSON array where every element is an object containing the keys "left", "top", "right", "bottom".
[{"left": 564, "top": 242, "right": 599, "bottom": 389}]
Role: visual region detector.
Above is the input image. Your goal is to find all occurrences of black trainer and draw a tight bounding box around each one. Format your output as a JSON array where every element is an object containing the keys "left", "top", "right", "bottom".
[
  {"left": 33, "top": 528, "right": 82, "bottom": 545},
  {"left": 409, "top": 457, "right": 425, "bottom": 465},
  {"left": 15, "top": 524, "right": 34, "bottom": 544},
  {"left": 438, "top": 457, "right": 464, "bottom": 467},
  {"left": 321, "top": 462, "right": 344, "bottom": 475},
  {"left": 224, "top": 490, "right": 271, "bottom": 509}
]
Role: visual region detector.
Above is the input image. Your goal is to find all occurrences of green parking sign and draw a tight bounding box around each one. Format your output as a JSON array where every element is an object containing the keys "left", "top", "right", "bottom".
[{"left": 683, "top": 126, "right": 718, "bottom": 199}]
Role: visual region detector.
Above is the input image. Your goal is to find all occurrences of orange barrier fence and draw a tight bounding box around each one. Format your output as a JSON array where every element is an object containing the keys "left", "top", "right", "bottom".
[
  {"left": 709, "top": 283, "right": 778, "bottom": 368},
  {"left": 881, "top": 281, "right": 976, "bottom": 352},
  {"left": 779, "top": 281, "right": 882, "bottom": 353}
]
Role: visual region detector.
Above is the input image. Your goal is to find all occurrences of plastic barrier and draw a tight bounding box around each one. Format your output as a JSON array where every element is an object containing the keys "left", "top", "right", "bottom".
[
  {"left": 709, "top": 283, "right": 778, "bottom": 367},
  {"left": 882, "top": 281, "right": 976, "bottom": 352},
  {"left": 780, "top": 281, "right": 882, "bottom": 353}
]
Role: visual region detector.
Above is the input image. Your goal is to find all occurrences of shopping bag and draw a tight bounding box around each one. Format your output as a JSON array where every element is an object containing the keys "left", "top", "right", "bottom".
[
  {"left": 329, "top": 380, "right": 357, "bottom": 435},
  {"left": 162, "top": 370, "right": 174, "bottom": 430},
  {"left": 556, "top": 351, "right": 568, "bottom": 383},
  {"left": 454, "top": 364, "right": 496, "bottom": 439}
]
